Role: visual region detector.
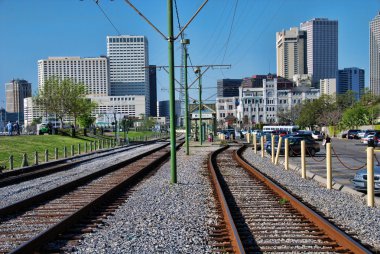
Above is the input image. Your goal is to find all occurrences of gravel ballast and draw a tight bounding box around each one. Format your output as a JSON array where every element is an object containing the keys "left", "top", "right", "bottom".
[
  {"left": 0, "top": 143, "right": 164, "bottom": 209},
  {"left": 73, "top": 145, "right": 218, "bottom": 254},
  {"left": 242, "top": 149, "right": 380, "bottom": 251}
]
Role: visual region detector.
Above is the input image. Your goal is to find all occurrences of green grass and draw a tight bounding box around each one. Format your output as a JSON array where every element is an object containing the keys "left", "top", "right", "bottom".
[{"left": 0, "top": 135, "right": 107, "bottom": 170}]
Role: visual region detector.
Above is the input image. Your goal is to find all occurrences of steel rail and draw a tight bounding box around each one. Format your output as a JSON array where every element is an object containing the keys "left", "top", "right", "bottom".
[
  {"left": 207, "top": 145, "right": 245, "bottom": 254},
  {"left": 7, "top": 141, "right": 183, "bottom": 254},
  {"left": 0, "top": 141, "right": 157, "bottom": 188},
  {"left": 0, "top": 142, "right": 169, "bottom": 217},
  {"left": 235, "top": 145, "right": 372, "bottom": 254}
]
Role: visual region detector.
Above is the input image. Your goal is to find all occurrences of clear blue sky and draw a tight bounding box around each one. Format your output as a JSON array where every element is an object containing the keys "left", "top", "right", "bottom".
[{"left": 1, "top": 0, "right": 379, "bottom": 108}]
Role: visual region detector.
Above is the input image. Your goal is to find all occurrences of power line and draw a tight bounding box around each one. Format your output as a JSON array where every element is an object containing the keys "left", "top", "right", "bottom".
[
  {"left": 93, "top": 0, "right": 121, "bottom": 35},
  {"left": 221, "top": 0, "right": 239, "bottom": 64}
]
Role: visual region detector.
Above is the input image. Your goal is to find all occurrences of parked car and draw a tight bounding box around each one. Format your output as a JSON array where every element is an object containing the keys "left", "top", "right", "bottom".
[
  {"left": 352, "top": 166, "right": 380, "bottom": 193},
  {"left": 347, "top": 129, "right": 361, "bottom": 139},
  {"left": 266, "top": 137, "right": 320, "bottom": 157},
  {"left": 361, "top": 134, "right": 375, "bottom": 144},
  {"left": 358, "top": 130, "right": 376, "bottom": 139},
  {"left": 311, "top": 131, "right": 323, "bottom": 141}
]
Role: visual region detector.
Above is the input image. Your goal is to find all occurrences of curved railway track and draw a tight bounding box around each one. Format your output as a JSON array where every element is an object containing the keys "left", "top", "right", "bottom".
[
  {"left": 208, "top": 145, "right": 372, "bottom": 253},
  {"left": 0, "top": 141, "right": 178, "bottom": 254}
]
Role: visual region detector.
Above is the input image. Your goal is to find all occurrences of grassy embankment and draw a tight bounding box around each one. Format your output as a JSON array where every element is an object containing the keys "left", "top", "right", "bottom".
[{"left": 0, "top": 131, "right": 159, "bottom": 170}]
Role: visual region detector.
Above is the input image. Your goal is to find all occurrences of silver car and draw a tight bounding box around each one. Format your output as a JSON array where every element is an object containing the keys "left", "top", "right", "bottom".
[{"left": 352, "top": 166, "right": 380, "bottom": 193}]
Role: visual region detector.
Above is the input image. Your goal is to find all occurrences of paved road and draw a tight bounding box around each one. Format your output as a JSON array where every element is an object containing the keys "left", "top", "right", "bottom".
[{"left": 282, "top": 137, "right": 377, "bottom": 194}]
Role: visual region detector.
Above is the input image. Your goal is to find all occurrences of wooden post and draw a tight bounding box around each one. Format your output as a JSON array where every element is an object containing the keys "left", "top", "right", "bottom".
[
  {"left": 90, "top": 142, "right": 93, "bottom": 152},
  {"left": 326, "top": 143, "right": 332, "bottom": 189},
  {"left": 64, "top": 146, "right": 67, "bottom": 158},
  {"left": 55, "top": 148, "right": 58, "bottom": 160},
  {"left": 284, "top": 138, "right": 289, "bottom": 170},
  {"left": 21, "top": 153, "right": 29, "bottom": 167},
  {"left": 71, "top": 145, "right": 74, "bottom": 157},
  {"left": 45, "top": 149, "right": 49, "bottom": 162},
  {"left": 301, "top": 140, "right": 306, "bottom": 178},
  {"left": 274, "top": 136, "right": 282, "bottom": 165},
  {"left": 261, "top": 136, "right": 264, "bottom": 158},
  {"left": 78, "top": 144, "right": 81, "bottom": 155},
  {"left": 271, "top": 134, "right": 275, "bottom": 163},
  {"left": 35, "top": 151, "right": 38, "bottom": 165},
  {"left": 9, "top": 155, "right": 14, "bottom": 170},
  {"left": 253, "top": 133, "right": 257, "bottom": 154},
  {"left": 367, "top": 147, "right": 374, "bottom": 207},
  {"left": 85, "top": 142, "right": 87, "bottom": 153}
]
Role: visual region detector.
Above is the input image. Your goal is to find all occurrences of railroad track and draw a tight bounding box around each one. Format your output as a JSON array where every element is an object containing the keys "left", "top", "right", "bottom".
[
  {"left": 0, "top": 141, "right": 162, "bottom": 188},
  {"left": 207, "top": 145, "right": 372, "bottom": 253},
  {"left": 0, "top": 141, "right": 177, "bottom": 254}
]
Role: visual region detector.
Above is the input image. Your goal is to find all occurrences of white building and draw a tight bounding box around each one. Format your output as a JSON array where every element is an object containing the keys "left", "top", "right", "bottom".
[
  {"left": 24, "top": 97, "right": 45, "bottom": 127},
  {"left": 88, "top": 95, "right": 145, "bottom": 126},
  {"left": 107, "top": 35, "right": 150, "bottom": 115},
  {"left": 320, "top": 78, "right": 337, "bottom": 96},
  {"left": 216, "top": 77, "right": 320, "bottom": 125},
  {"left": 216, "top": 96, "right": 239, "bottom": 122},
  {"left": 38, "top": 56, "right": 109, "bottom": 96}
]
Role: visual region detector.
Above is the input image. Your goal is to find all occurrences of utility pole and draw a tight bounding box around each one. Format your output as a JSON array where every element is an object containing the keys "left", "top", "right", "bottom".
[
  {"left": 195, "top": 67, "right": 202, "bottom": 145},
  {"left": 125, "top": 0, "right": 209, "bottom": 184},
  {"left": 181, "top": 39, "right": 190, "bottom": 155}
]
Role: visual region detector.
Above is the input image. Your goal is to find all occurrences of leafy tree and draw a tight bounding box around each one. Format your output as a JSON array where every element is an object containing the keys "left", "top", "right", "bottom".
[
  {"left": 336, "top": 90, "right": 356, "bottom": 111},
  {"left": 340, "top": 104, "right": 371, "bottom": 129},
  {"left": 77, "top": 112, "right": 96, "bottom": 128}
]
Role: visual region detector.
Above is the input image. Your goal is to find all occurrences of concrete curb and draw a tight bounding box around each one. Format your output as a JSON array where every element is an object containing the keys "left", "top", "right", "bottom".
[{"left": 275, "top": 156, "right": 380, "bottom": 206}]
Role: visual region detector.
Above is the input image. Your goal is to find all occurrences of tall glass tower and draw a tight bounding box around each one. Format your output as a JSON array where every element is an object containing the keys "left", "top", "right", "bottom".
[
  {"left": 370, "top": 12, "right": 380, "bottom": 95},
  {"left": 300, "top": 18, "right": 338, "bottom": 87}
]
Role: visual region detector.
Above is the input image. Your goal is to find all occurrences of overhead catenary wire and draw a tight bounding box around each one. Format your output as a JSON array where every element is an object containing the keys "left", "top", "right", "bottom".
[{"left": 93, "top": 0, "right": 121, "bottom": 35}]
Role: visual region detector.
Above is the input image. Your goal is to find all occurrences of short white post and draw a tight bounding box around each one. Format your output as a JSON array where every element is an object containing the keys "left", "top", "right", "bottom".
[
  {"left": 367, "top": 147, "right": 374, "bottom": 207},
  {"left": 301, "top": 140, "right": 306, "bottom": 178},
  {"left": 275, "top": 136, "right": 282, "bottom": 165},
  {"left": 326, "top": 143, "right": 332, "bottom": 189},
  {"left": 261, "top": 136, "right": 264, "bottom": 158},
  {"left": 284, "top": 138, "right": 289, "bottom": 170},
  {"left": 271, "top": 134, "right": 275, "bottom": 163}
]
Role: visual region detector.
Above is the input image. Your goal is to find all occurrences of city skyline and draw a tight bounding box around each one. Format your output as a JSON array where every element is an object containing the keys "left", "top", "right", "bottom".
[{"left": 1, "top": 0, "right": 379, "bottom": 108}]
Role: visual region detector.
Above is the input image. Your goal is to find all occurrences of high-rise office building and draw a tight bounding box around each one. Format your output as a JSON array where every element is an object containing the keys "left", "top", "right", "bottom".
[
  {"left": 149, "top": 65, "right": 157, "bottom": 117},
  {"left": 107, "top": 35, "right": 150, "bottom": 115},
  {"left": 37, "top": 56, "right": 109, "bottom": 96},
  {"left": 276, "top": 27, "right": 307, "bottom": 80},
  {"left": 217, "top": 79, "right": 242, "bottom": 97},
  {"left": 370, "top": 12, "right": 380, "bottom": 95},
  {"left": 337, "top": 67, "right": 365, "bottom": 100},
  {"left": 158, "top": 100, "right": 181, "bottom": 126},
  {"left": 300, "top": 18, "right": 338, "bottom": 87},
  {"left": 5, "top": 79, "right": 32, "bottom": 123}
]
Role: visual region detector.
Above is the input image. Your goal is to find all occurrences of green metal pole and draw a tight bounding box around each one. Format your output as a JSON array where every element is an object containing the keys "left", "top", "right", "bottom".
[
  {"left": 198, "top": 70, "right": 202, "bottom": 145},
  {"left": 184, "top": 45, "right": 190, "bottom": 155},
  {"left": 168, "top": 0, "right": 177, "bottom": 184}
]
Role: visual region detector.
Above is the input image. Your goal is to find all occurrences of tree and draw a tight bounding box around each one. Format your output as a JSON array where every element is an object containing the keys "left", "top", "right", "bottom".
[
  {"left": 340, "top": 104, "right": 371, "bottom": 129},
  {"left": 77, "top": 112, "right": 96, "bottom": 128},
  {"left": 34, "top": 77, "right": 96, "bottom": 128}
]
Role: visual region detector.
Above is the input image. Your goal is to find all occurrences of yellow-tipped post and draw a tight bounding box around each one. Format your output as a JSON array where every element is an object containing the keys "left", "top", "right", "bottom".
[
  {"left": 326, "top": 143, "right": 332, "bottom": 189},
  {"left": 261, "top": 136, "right": 264, "bottom": 158},
  {"left": 367, "top": 147, "right": 374, "bottom": 207},
  {"left": 253, "top": 133, "right": 257, "bottom": 154},
  {"left": 301, "top": 140, "right": 306, "bottom": 178},
  {"left": 275, "top": 136, "right": 282, "bottom": 165},
  {"left": 284, "top": 138, "right": 289, "bottom": 170},
  {"left": 271, "top": 134, "right": 275, "bottom": 163}
]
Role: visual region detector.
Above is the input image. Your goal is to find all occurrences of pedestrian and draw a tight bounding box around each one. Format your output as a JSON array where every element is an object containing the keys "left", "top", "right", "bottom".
[
  {"left": 15, "top": 121, "right": 20, "bottom": 135},
  {"left": 6, "top": 121, "right": 12, "bottom": 136},
  {"left": 323, "top": 134, "right": 331, "bottom": 147}
]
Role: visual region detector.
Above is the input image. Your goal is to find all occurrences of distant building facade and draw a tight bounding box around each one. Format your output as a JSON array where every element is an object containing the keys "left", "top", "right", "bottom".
[
  {"left": 37, "top": 56, "right": 109, "bottom": 96},
  {"left": 276, "top": 27, "right": 307, "bottom": 80},
  {"left": 149, "top": 65, "right": 157, "bottom": 117},
  {"left": 320, "top": 78, "right": 337, "bottom": 96},
  {"left": 217, "top": 79, "right": 242, "bottom": 97},
  {"left": 158, "top": 100, "right": 181, "bottom": 126},
  {"left": 300, "top": 18, "right": 338, "bottom": 86},
  {"left": 5, "top": 79, "right": 32, "bottom": 123},
  {"left": 107, "top": 35, "right": 150, "bottom": 115},
  {"left": 337, "top": 68, "right": 365, "bottom": 100},
  {"left": 370, "top": 12, "right": 380, "bottom": 95}
]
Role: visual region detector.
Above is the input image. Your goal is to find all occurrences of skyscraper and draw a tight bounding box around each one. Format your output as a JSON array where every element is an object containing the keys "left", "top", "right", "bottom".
[
  {"left": 337, "top": 67, "right": 365, "bottom": 100},
  {"left": 37, "top": 56, "right": 109, "bottom": 96},
  {"left": 370, "top": 12, "right": 380, "bottom": 95},
  {"left": 276, "top": 27, "right": 307, "bottom": 80},
  {"left": 217, "top": 79, "right": 242, "bottom": 97},
  {"left": 300, "top": 18, "right": 338, "bottom": 87},
  {"left": 5, "top": 79, "right": 32, "bottom": 122},
  {"left": 149, "top": 65, "right": 157, "bottom": 117},
  {"left": 107, "top": 35, "right": 150, "bottom": 115}
]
